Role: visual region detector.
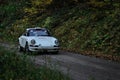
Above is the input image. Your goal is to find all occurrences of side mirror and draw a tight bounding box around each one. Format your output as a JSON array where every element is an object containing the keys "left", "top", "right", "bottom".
[{"left": 47, "top": 30, "right": 51, "bottom": 36}]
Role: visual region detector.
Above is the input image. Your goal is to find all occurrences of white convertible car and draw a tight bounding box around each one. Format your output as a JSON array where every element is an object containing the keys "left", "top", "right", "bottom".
[{"left": 18, "top": 27, "right": 59, "bottom": 53}]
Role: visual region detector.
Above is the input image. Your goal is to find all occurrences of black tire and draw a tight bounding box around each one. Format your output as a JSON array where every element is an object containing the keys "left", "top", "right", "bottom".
[
  {"left": 19, "top": 46, "right": 23, "bottom": 52},
  {"left": 25, "top": 42, "right": 30, "bottom": 53}
]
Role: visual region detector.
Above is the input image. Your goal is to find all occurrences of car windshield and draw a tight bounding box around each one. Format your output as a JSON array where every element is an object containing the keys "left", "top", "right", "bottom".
[{"left": 28, "top": 29, "right": 50, "bottom": 36}]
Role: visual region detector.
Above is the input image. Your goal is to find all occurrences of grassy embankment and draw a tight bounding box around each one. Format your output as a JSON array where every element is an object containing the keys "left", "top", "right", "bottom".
[
  {"left": 0, "top": 0, "right": 120, "bottom": 61},
  {"left": 0, "top": 46, "right": 70, "bottom": 80}
]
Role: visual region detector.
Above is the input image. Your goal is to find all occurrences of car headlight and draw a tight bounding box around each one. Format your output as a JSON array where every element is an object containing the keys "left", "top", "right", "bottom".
[
  {"left": 31, "top": 39, "right": 36, "bottom": 45},
  {"left": 55, "top": 40, "right": 59, "bottom": 46}
]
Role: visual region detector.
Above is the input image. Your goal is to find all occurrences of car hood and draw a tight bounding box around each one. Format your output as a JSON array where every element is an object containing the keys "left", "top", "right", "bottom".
[{"left": 28, "top": 36, "right": 57, "bottom": 46}]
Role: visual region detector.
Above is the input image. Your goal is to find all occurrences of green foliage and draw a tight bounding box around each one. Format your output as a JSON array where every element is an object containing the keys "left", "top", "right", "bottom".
[
  {"left": 0, "top": 46, "right": 70, "bottom": 80},
  {"left": 0, "top": 0, "right": 28, "bottom": 29},
  {"left": 50, "top": 6, "right": 120, "bottom": 56},
  {"left": 0, "top": 0, "right": 120, "bottom": 60},
  {"left": 24, "top": 0, "right": 52, "bottom": 16}
]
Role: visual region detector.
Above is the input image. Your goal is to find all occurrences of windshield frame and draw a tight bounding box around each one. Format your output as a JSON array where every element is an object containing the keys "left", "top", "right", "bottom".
[{"left": 27, "top": 29, "right": 51, "bottom": 36}]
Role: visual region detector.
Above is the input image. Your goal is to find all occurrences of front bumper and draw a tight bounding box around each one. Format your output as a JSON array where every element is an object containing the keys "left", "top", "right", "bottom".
[{"left": 29, "top": 45, "right": 59, "bottom": 52}]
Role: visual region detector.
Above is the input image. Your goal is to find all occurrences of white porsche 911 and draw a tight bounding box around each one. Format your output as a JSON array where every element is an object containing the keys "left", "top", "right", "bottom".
[{"left": 18, "top": 27, "right": 59, "bottom": 53}]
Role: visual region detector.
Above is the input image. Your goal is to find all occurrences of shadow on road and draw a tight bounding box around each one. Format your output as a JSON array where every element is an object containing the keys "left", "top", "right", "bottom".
[{"left": 23, "top": 52, "right": 60, "bottom": 56}]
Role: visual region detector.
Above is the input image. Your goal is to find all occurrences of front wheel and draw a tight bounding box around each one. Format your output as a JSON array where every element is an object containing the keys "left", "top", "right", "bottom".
[
  {"left": 25, "top": 42, "right": 30, "bottom": 53},
  {"left": 19, "top": 46, "right": 24, "bottom": 52}
]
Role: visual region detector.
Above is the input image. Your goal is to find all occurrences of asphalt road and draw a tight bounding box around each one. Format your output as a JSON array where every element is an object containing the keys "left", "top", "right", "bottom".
[{"left": 0, "top": 43, "right": 120, "bottom": 80}]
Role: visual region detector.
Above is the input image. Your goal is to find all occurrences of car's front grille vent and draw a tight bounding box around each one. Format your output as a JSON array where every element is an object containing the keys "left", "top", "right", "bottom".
[
  {"left": 54, "top": 45, "right": 59, "bottom": 47},
  {"left": 30, "top": 45, "right": 38, "bottom": 47},
  {"left": 35, "top": 45, "right": 38, "bottom": 47}
]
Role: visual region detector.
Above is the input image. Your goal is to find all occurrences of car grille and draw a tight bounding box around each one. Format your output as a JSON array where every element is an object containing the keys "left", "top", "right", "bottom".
[{"left": 30, "top": 45, "right": 38, "bottom": 47}]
